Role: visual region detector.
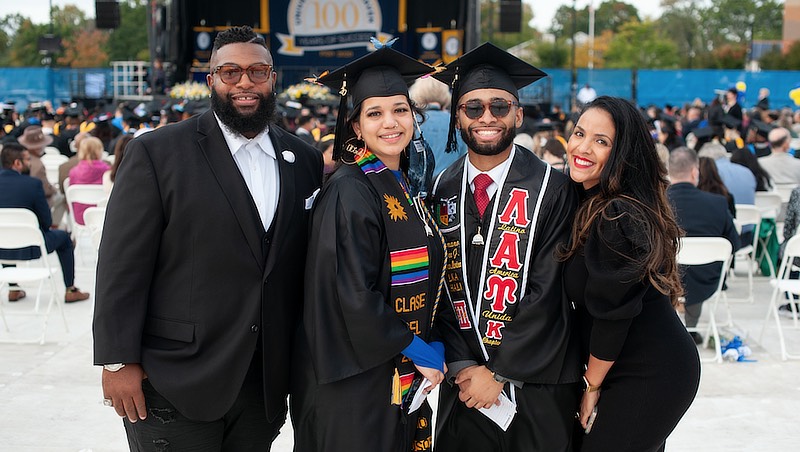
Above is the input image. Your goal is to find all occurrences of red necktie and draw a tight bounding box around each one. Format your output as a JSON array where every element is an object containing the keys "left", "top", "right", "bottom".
[{"left": 473, "top": 173, "right": 493, "bottom": 218}]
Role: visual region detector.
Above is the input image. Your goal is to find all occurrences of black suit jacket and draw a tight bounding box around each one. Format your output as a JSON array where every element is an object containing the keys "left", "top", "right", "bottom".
[
  {"left": 93, "top": 111, "right": 322, "bottom": 422},
  {"left": 0, "top": 169, "right": 52, "bottom": 260},
  {"left": 668, "top": 183, "right": 740, "bottom": 306}
]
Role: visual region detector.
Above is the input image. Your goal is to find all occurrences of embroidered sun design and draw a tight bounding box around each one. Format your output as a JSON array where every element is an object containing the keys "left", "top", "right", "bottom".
[{"left": 384, "top": 194, "right": 408, "bottom": 221}]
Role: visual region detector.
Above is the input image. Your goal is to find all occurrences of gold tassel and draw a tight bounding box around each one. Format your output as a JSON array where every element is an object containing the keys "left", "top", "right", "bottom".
[{"left": 391, "top": 368, "right": 402, "bottom": 405}]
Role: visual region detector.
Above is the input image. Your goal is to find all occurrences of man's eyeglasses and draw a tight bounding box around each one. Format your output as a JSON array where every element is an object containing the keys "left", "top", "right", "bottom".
[
  {"left": 458, "top": 99, "right": 519, "bottom": 120},
  {"left": 212, "top": 64, "right": 273, "bottom": 85}
]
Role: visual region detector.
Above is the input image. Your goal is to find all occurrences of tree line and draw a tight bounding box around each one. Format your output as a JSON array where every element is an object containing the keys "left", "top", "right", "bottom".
[
  {"left": 487, "top": 0, "right": 800, "bottom": 70},
  {"left": 0, "top": 0, "right": 148, "bottom": 68}
]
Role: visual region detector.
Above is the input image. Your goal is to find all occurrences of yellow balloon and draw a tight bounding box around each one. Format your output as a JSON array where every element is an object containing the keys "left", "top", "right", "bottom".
[
  {"left": 792, "top": 88, "right": 800, "bottom": 106},
  {"left": 735, "top": 81, "right": 747, "bottom": 92}
]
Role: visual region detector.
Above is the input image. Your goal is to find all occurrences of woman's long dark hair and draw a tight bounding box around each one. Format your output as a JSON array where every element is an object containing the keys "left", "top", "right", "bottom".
[
  {"left": 560, "top": 96, "right": 684, "bottom": 303},
  {"left": 109, "top": 134, "right": 133, "bottom": 183},
  {"left": 698, "top": 156, "right": 735, "bottom": 215},
  {"left": 730, "top": 148, "right": 772, "bottom": 192}
]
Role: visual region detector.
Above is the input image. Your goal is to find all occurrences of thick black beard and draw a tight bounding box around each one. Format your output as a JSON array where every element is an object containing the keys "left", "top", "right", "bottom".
[
  {"left": 211, "top": 88, "right": 277, "bottom": 136},
  {"left": 460, "top": 125, "right": 516, "bottom": 156}
]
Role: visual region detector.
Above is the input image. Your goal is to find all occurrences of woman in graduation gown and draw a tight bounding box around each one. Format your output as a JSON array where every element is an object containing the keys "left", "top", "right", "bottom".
[
  {"left": 560, "top": 96, "right": 701, "bottom": 451},
  {"left": 292, "top": 45, "right": 447, "bottom": 452}
]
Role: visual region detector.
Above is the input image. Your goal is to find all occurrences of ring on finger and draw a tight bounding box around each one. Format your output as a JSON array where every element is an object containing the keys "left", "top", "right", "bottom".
[{"left": 103, "top": 398, "right": 114, "bottom": 407}]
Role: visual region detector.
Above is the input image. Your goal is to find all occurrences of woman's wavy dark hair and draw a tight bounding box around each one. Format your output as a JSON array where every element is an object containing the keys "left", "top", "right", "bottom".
[{"left": 560, "top": 96, "right": 684, "bottom": 304}]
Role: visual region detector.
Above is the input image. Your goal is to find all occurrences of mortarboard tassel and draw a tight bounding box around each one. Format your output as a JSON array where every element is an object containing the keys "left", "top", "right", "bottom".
[
  {"left": 391, "top": 367, "right": 402, "bottom": 405},
  {"left": 331, "top": 77, "right": 350, "bottom": 161},
  {"left": 444, "top": 72, "right": 460, "bottom": 153}
]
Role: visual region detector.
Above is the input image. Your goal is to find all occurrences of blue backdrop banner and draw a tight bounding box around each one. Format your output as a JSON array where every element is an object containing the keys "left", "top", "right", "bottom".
[{"left": 2, "top": 66, "right": 798, "bottom": 112}]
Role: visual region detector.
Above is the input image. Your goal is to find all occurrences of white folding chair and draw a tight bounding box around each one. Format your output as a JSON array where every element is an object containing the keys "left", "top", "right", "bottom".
[
  {"left": 677, "top": 237, "right": 733, "bottom": 363},
  {"left": 754, "top": 192, "right": 782, "bottom": 277},
  {"left": 0, "top": 209, "right": 68, "bottom": 344},
  {"left": 82, "top": 206, "right": 106, "bottom": 252},
  {"left": 730, "top": 204, "right": 762, "bottom": 303},
  {"left": 760, "top": 234, "right": 800, "bottom": 360},
  {"left": 65, "top": 184, "right": 108, "bottom": 243},
  {"left": 773, "top": 183, "right": 797, "bottom": 204},
  {"left": 40, "top": 153, "right": 68, "bottom": 186}
]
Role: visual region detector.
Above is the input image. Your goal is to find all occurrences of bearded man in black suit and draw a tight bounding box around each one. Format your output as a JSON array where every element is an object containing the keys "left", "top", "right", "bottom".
[{"left": 93, "top": 26, "right": 322, "bottom": 450}]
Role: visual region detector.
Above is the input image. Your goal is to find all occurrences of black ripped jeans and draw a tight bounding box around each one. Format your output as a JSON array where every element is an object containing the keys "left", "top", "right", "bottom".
[{"left": 123, "top": 356, "right": 286, "bottom": 452}]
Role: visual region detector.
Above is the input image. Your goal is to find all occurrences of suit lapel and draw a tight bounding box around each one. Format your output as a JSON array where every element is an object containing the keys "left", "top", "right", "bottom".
[
  {"left": 264, "top": 127, "right": 296, "bottom": 276},
  {"left": 196, "top": 111, "right": 265, "bottom": 271}
]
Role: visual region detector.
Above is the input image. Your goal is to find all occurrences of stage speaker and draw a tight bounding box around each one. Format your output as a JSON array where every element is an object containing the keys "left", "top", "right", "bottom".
[
  {"left": 95, "top": 1, "right": 121, "bottom": 29},
  {"left": 37, "top": 35, "right": 62, "bottom": 53},
  {"left": 499, "top": 0, "right": 522, "bottom": 33}
]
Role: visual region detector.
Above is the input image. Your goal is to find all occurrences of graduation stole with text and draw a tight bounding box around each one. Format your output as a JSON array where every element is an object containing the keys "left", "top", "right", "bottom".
[
  {"left": 355, "top": 149, "right": 441, "bottom": 399},
  {"left": 434, "top": 149, "right": 551, "bottom": 361}
]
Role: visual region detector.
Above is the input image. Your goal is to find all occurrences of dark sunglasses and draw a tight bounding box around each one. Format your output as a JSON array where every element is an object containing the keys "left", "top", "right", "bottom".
[
  {"left": 212, "top": 64, "right": 273, "bottom": 84},
  {"left": 458, "top": 99, "right": 519, "bottom": 120}
]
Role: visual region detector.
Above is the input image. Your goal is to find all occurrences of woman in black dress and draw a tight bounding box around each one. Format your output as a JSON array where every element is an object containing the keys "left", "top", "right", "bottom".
[{"left": 561, "top": 96, "right": 701, "bottom": 451}]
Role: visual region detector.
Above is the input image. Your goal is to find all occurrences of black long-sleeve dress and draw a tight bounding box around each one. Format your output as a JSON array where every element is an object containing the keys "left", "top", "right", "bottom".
[{"left": 564, "top": 195, "right": 701, "bottom": 452}]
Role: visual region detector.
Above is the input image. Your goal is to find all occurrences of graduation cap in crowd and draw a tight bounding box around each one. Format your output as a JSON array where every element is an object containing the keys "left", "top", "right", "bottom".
[
  {"left": 1, "top": 101, "right": 16, "bottom": 112},
  {"left": 748, "top": 119, "right": 775, "bottom": 139},
  {"left": 689, "top": 126, "right": 717, "bottom": 151},
  {"left": 64, "top": 103, "right": 82, "bottom": 117},
  {"left": 28, "top": 101, "right": 46, "bottom": 112},
  {"left": 94, "top": 112, "right": 113, "bottom": 124},
  {"left": 432, "top": 42, "right": 548, "bottom": 153},
  {"left": 720, "top": 114, "right": 742, "bottom": 131},
  {"left": 278, "top": 99, "right": 303, "bottom": 119},
  {"left": 658, "top": 113, "right": 677, "bottom": 125},
  {"left": 531, "top": 120, "right": 556, "bottom": 133},
  {"left": 311, "top": 41, "right": 434, "bottom": 160},
  {"left": 184, "top": 100, "right": 210, "bottom": 117}
]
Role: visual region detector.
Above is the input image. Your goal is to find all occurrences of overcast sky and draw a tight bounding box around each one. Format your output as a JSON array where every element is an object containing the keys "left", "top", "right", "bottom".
[{"left": 13, "top": 0, "right": 664, "bottom": 33}]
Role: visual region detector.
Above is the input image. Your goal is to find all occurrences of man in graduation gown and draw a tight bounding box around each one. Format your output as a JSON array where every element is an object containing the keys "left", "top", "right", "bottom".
[{"left": 431, "top": 43, "right": 581, "bottom": 451}]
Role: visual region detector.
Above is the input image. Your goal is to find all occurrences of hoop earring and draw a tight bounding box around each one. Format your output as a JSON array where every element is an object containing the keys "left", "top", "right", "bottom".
[{"left": 342, "top": 136, "right": 366, "bottom": 164}]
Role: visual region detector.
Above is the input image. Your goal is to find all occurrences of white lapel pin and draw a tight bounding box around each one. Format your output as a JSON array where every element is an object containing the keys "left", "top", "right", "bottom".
[{"left": 282, "top": 150, "right": 295, "bottom": 163}]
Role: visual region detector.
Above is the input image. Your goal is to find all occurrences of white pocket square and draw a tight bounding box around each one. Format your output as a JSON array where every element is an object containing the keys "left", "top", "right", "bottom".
[{"left": 305, "top": 188, "right": 320, "bottom": 210}]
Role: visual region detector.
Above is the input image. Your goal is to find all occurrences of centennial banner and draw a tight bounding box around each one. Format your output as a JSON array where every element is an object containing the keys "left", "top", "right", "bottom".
[{"left": 270, "top": 0, "right": 401, "bottom": 66}]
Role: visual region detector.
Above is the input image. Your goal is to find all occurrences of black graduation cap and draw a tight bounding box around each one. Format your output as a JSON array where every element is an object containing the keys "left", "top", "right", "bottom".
[
  {"left": 313, "top": 43, "right": 434, "bottom": 160},
  {"left": 720, "top": 114, "right": 742, "bottom": 130},
  {"left": 658, "top": 113, "right": 677, "bottom": 124},
  {"left": 94, "top": 112, "right": 112, "bottom": 123},
  {"left": 431, "top": 42, "right": 547, "bottom": 152},
  {"left": 184, "top": 100, "right": 210, "bottom": 117},
  {"left": 532, "top": 121, "right": 556, "bottom": 133},
  {"left": 691, "top": 126, "right": 716, "bottom": 140},
  {"left": 748, "top": 119, "right": 775, "bottom": 138}
]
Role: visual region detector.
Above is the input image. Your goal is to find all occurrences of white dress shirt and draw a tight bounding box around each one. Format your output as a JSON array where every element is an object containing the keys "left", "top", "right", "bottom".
[
  {"left": 466, "top": 147, "right": 515, "bottom": 201},
  {"left": 216, "top": 115, "right": 280, "bottom": 230}
]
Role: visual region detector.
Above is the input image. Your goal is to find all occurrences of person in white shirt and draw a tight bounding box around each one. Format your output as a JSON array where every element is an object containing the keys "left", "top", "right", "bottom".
[{"left": 758, "top": 127, "right": 800, "bottom": 185}]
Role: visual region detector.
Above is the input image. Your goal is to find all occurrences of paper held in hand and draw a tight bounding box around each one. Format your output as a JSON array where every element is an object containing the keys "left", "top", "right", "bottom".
[
  {"left": 478, "top": 391, "right": 517, "bottom": 431},
  {"left": 407, "top": 378, "right": 432, "bottom": 414}
]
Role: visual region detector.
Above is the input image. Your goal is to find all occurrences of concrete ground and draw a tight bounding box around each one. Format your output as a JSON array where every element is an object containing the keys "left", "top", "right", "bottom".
[{"left": 2, "top": 243, "right": 800, "bottom": 451}]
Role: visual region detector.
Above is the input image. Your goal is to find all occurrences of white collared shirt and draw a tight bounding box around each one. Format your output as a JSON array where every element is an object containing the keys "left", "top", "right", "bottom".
[
  {"left": 215, "top": 115, "right": 280, "bottom": 230},
  {"left": 466, "top": 146, "right": 515, "bottom": 201}
]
